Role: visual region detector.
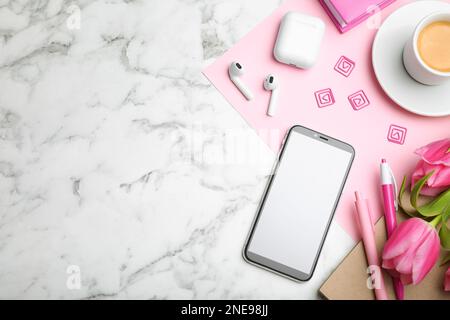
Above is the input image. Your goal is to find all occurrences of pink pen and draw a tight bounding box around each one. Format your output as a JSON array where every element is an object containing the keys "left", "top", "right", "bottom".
[
  {"left": 354, "top": 191, "right": 388, "bottom": 300},
  {"left": 380, "top": 159, "right": 404, "bottom": 300}
]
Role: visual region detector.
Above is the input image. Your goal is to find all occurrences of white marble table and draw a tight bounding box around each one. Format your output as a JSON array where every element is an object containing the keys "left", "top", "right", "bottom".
[{"left": 0, "top": 0, "right": 355, "bottom": 299}]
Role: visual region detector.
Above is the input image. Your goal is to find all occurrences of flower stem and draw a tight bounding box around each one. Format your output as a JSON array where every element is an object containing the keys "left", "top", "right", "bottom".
[{"left": 429, "top": 215, "right": 442, "bottom": 228}]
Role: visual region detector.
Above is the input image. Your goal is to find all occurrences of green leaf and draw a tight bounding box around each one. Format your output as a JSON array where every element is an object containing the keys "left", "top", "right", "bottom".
[
  {"left": 416, "top": 189, "right": 450, "bottom": 217},
  {"left": 439, "top": 204, "right": 450, "bottom": 250},
  {"left": 410, "top": 171, "right": 434, "bottom": 209},
  {"left": 398, "top": 176, "right": 420, "bottom": 217}
]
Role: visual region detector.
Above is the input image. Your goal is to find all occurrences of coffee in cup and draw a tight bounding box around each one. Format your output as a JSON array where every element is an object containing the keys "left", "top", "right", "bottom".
[
  {"left": 403, "top": 11, "right": 450, "bottom": 85},
  {"left": 417, "top": 20, "right": 450, "bottom": 73}
]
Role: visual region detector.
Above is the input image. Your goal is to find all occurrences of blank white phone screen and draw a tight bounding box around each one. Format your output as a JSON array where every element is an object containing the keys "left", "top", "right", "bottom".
[{"left": 247, "top": 131, "right": 352, "bottom": 274}]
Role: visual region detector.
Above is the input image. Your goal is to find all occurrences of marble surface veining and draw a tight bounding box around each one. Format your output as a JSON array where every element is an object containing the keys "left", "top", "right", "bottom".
[{"left": 0, "top": 0, "right": 354, "bottom": 299}]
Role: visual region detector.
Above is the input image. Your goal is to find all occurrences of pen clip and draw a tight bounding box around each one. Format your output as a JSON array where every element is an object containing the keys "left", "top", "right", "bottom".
[{"left": 388, "top": 165, "right": 398, "bottom": 211}]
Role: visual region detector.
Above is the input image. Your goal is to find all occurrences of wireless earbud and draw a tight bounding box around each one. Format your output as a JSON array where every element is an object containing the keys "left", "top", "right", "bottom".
[
  {"left": 264, "top": 74, "right": 279, "bottom": 117},
  {"left": 228, "top": 62, "right": 254, "bottom": 101}
]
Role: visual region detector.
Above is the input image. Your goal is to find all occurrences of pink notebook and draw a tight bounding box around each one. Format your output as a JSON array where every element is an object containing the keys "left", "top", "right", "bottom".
[{"left": 320, "top": 0, "right": 396, "bottom": 32}]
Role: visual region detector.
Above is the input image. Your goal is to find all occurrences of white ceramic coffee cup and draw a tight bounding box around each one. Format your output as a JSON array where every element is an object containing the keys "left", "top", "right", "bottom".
[{"left": 403, "top": 11, "right": 450, "bottom": 86}]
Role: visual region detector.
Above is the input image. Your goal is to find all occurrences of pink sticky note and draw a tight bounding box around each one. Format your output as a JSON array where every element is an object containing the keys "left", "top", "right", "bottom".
[{"left": 203, "top": 0, "right": 450, "bottom": 240}]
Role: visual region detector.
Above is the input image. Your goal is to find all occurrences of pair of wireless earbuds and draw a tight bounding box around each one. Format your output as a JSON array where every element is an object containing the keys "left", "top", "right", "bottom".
[{"left": 228, "top": 62, "right": 279, "bottom": 117}]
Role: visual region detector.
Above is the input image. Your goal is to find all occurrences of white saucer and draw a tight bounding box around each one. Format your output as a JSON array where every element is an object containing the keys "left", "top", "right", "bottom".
[{"left": 372, "top": 1, "right": 450, "bottom": 117}]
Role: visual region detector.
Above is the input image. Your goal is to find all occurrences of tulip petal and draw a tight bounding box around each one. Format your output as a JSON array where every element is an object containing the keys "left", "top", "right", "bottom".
[
  {"left": 400, "top": 273, "right": 413, "bottom": 285},
  {"left": 382, "top": 218, "right": 427, "bottom": 260},
  {"left": 411, "top": 161, "right": 450, "bottom": 196},
  {"left": 419, "top": 185, "right": 447, "bottom": 197},
  {"left": 445, "top": 268, "right": 450, "bottom": 291},
  {"left": 411, "top": 228, "right": 440, "bottom": 284},
  {"left": 392, "top": 224, "right": 431, "bottom": 275},
  {"left": 415, "top": 138, "right": 450, "bottom": 166},
  {"left": 393, "top": 244, "right": 418, "bottom": 275},
  {"left": 411, "top": 160, "right": 426, "bottom": 187},
  {"left": 430, "top": 165, "right": 450, "bottom": 187},
  {"left": 382, "top": 258, "right": 396, "bottom": 270}
]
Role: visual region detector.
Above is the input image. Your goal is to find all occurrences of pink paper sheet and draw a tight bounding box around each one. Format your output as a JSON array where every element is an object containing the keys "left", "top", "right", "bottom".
[{"left": 203, "top": 0, "right": 450, "bottom": 240}]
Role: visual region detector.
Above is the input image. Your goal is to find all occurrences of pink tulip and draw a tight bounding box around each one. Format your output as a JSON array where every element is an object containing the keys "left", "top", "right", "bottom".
[
  {"left": 412, "top": 138, "right": 450, "bottom": 196},
  {"left": 445, "top": 267, "right": 450, "bottom": 291},
  {"left": 382, "top": 218, "right": 440, "bottom": 285}
]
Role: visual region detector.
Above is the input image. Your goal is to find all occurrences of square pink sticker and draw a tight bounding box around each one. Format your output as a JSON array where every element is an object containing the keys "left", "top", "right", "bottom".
[
  {"left": 348, "top": 90, "right": 370, "bottom": 111},
  {"left": 314, "top": 88, "right": 335, "bottom": 108},
  {"left": 387, "top": 124, "right": 407, "bottom": 145},
  {"left": 334, "top": 56, "right": 355, "bottom": 77}
]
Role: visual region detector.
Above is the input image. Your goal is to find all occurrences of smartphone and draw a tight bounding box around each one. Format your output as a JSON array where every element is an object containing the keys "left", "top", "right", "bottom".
[{"left": 243, "top": 125, "right": 355, "bottom": 281}]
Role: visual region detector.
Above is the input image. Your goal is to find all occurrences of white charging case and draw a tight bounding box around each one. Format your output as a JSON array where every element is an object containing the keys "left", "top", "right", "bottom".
[{"left": 274, "top": 12, "right": 325, "bottom": 69}]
